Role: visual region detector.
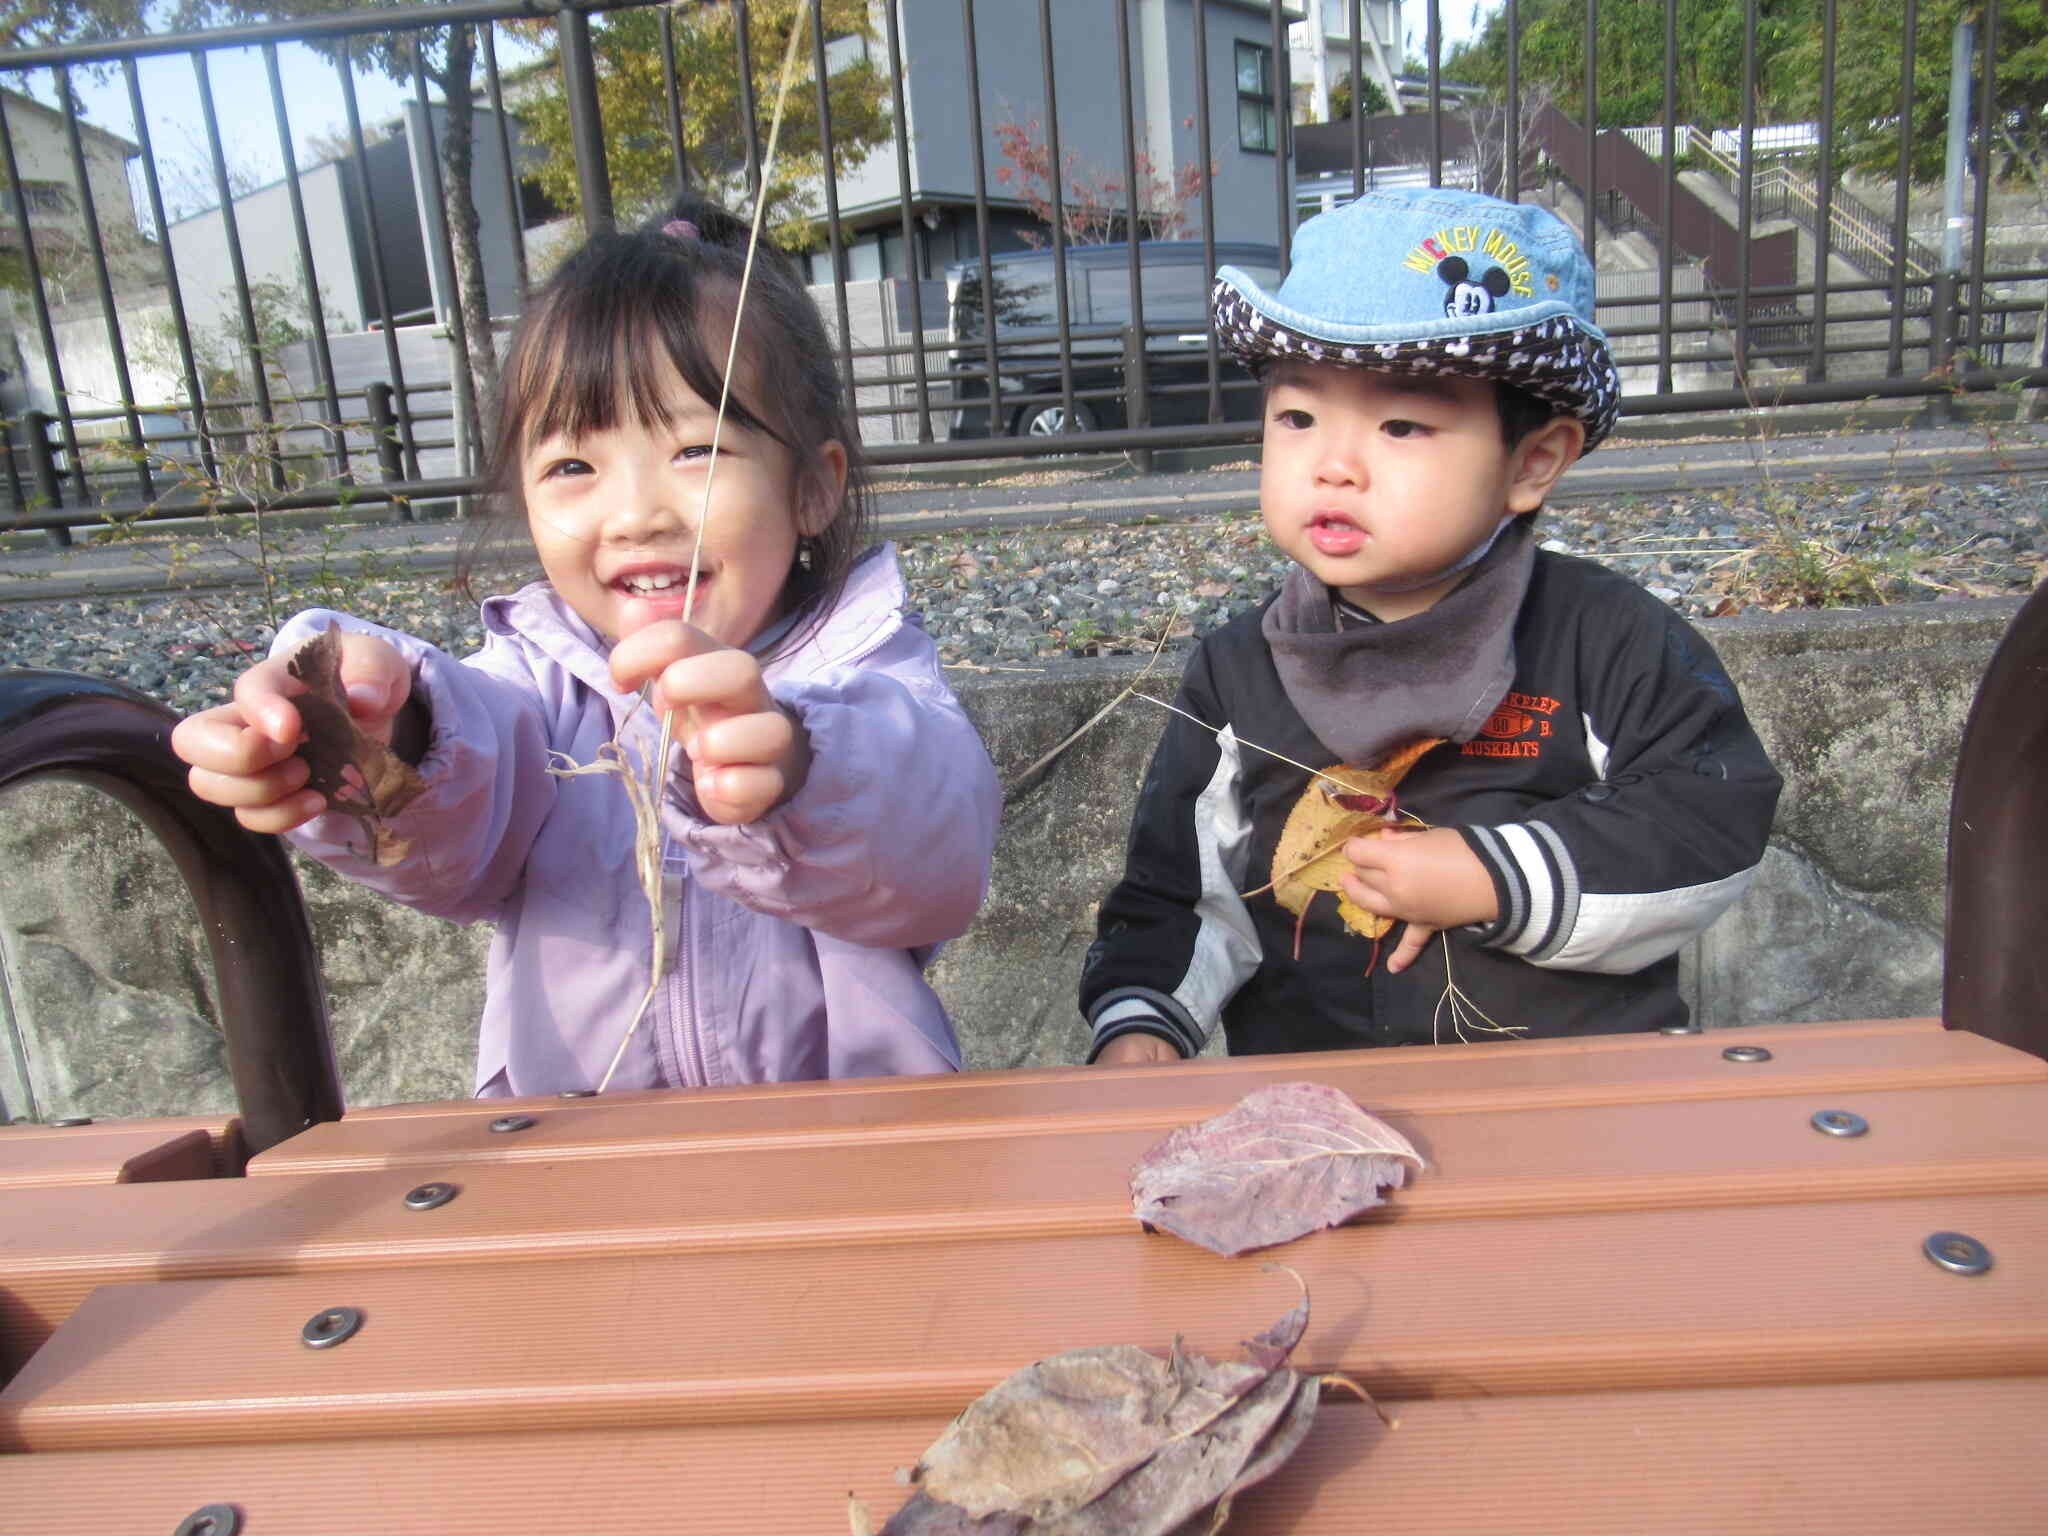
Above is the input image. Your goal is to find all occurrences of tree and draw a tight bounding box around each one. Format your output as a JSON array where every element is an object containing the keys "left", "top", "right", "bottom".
[
  {"left": 992, "top": 113, "right": 1212, "bottom": 246},
  {"left": 1800, "top": 1, "right": 2048, "bottom": 185},
  {"left": 1327, "top": 71, "right": 1392, "bottom": 120},
  {"left": 511, "top": 0, "right": 893, "bottom": 247},
  {"left": 0, "top": 0, "right": 149, "bottom": 52},
  {"left": 1442, "top": 0, "right": 1813, "bottom": 129},
  {"left": 184, "top": 2, "right": 502, "bottom": 468}
]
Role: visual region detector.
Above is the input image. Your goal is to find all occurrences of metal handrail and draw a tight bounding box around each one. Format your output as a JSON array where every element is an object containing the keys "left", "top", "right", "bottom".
[{"left": 0, "top": 671, "right": 342, "bottom": 1150}]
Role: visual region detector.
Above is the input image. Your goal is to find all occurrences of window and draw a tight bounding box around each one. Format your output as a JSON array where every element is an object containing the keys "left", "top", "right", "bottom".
[
  {"left": 22, "top": 181, "right": 72, "bottom": 216},
  {"left": 1236, "top": 41, "right": 1277, "bottom": 154}
]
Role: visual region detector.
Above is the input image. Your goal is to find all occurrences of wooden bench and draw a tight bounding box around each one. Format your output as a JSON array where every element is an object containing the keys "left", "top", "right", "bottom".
[{"left": 3, "top": 1017, "right": 2045, "bottom": 1533}]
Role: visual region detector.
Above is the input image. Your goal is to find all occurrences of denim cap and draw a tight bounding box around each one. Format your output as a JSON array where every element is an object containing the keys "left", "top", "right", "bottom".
[{"left": 1213, "top": 186, "right": 1621, "bottom": 449}]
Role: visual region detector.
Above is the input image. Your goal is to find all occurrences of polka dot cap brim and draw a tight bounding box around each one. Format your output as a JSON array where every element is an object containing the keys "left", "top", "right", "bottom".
[{"left": 1212, "top": 281, "right": 1622, "bottom": 450}]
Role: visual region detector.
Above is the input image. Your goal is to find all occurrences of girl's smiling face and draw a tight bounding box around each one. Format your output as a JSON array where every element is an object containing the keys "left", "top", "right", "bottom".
[{"left": 521, "top": 354, "right": 842, "bottom": 649}]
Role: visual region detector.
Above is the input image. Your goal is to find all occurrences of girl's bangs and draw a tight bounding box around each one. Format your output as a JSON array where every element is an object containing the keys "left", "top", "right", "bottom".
[{"left": 513, "top": 275, "right": 776, "bottom": 454}]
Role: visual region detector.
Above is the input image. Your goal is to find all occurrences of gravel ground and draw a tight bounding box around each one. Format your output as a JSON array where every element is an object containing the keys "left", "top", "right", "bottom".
[{"left": 3, "top": 473, "right": 2041, "bottom": 721}]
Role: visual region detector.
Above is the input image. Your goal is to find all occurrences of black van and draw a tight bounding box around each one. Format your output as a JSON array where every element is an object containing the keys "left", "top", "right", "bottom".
[{"left": 942, "top": 239, "right": 1281, "bottom": 440}]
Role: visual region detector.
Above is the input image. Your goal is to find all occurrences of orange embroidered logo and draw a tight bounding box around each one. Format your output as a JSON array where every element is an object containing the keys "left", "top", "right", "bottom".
[{"left": 1463, "top": 691, "right": 1558, "bottom": 760}]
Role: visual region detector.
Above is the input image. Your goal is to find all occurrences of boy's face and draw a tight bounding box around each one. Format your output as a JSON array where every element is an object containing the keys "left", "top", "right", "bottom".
[{"left": 1259, "top": 363, "right": 1581, "bottom": 622}]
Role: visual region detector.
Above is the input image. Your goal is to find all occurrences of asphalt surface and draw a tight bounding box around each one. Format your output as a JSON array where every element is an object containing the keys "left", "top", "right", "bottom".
[{"left": 6, "top": 413, "right": 2047, "bottom": 605}]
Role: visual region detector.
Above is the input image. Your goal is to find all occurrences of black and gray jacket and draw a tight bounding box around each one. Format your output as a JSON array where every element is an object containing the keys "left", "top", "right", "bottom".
[{"left": 1081, "top": 551, "right": 1783, "bottom": 1058}]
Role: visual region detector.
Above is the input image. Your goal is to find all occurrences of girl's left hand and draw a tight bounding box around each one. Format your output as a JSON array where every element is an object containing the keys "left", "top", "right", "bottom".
[{"left": 609, "top": 618, "right": 812, "bottom": 825}]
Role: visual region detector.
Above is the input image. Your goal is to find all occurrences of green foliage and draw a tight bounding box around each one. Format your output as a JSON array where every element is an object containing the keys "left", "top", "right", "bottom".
[
  {"left": 510, "top": 0, "right": 892, "bottom": 240},
  {"left": 1791, "top": 0, "right": 2048, "bottom": 186},
  {"left": 1442, "top": 0, "right": 1812, "bottom": 128},
  {"left": 0, "top": 0, "right": 149, "bottom": 51},
  {"left": 1327, "top": 72, "right": 1391, "bottom": 120}
]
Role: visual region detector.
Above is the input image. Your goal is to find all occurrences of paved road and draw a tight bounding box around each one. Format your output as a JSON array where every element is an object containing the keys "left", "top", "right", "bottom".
[{"left": 6, "top": 417, "right": 2046, "bottom": 605}]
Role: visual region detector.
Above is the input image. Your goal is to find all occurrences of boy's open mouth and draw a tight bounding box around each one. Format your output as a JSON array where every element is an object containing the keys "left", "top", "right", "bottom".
[{"left": 1308, "top": 513, "right": 1366, "bottom": 557}]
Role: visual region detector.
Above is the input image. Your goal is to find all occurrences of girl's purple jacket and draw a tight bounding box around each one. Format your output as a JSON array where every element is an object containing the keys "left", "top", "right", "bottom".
[{"left": 272, "top": 545, "right": 1001, "bottom": 1097}]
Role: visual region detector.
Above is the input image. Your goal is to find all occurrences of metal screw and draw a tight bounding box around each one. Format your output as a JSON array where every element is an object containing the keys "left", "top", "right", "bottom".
[
  {"left": 403, "top": 1182, "right": 458, "bottom": 1211},
  {"left": 558, "top": 1089, "right": 597, "bottom": 1098},
  {"left": 1811, "top": 1110, "right": 1869, "bottom": 1138},
  {"left": 174, "top": 1507, "right": 241, "bottom": 1536},
  {"left": 1659, "top": 1025, "right": 1700, "bottom": 1035},
  {"left": 1723, "top": 1045, "right": 1773, "bottom": 1063},
  {"left": 489, "top": 1114, "right": 536, "bottom": 1134},
  {"left": 1924, "top": 1232, "right": 1994, "bottom": 1276},
  {"left": 300, "top": 1306, "right": 364, "bottom": 1349},
  {"left": 49, "top": 1116, "right": 93, "bottom": 1127}
]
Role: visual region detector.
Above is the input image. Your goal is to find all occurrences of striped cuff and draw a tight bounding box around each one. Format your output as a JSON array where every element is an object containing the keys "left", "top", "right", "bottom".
[
  {"left": 1085, "top": 988, "right": 1205, "bottom": 1062},
  {"left": 1460, "top": 821, "right": 1582, "bottom": 964}
]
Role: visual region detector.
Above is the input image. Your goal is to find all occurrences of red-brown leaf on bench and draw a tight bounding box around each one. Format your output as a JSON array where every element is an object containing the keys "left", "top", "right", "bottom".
[
  {"left": 1129, "top": 1081, "right": 1424, "bottom": 1257},
  {"left": 866, "top": 1275, "right": 1341, "bottom": 1536},
  {"left": 286, "top": 626, "right": 426, "bottom": 866}
]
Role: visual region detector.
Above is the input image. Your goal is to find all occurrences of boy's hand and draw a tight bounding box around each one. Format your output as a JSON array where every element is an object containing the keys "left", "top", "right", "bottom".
[
  {"left": 609, "top": 618, "right": 811, "bottom": 826},
  {"left": 1339, "top": 824, "right": 1499, "bottom": 974},
  {"left": 171, "top": 632, "right": 412, "bottom": 835},
  {"left": 1093, "top": 1033, "right": 1181, "bottom": 1067}
]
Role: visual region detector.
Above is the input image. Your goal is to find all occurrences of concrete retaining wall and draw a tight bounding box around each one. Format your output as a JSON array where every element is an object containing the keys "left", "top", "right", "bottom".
[{"left": 0, "top": 596, "right": 2024, "bottom": 1120}]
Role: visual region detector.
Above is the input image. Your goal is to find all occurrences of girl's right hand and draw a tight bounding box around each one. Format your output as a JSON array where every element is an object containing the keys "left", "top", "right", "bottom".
[{"left": 170, "top": 632, "right": 413, "bottom": 835}]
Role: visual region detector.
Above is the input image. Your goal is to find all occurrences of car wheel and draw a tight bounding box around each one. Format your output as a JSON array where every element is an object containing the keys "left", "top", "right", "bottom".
[{"left": 1013, "top": 399, "right": 1098, "bottom": 438}]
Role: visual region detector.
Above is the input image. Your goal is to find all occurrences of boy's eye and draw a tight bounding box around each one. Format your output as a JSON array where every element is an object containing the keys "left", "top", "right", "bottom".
[
  {"left": 1382, "top": 418, "right": 1429, "bottom": 439},
  {"left": 1272, "top": 407, "right": 1313, "bottom": 430}
]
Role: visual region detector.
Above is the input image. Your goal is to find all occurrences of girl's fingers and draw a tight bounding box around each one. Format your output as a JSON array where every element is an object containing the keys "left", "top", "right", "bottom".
[
  {"left": 232, "top": 793, "right": 331, "bottom": 836},
  {"left": 229, "top": 659, "right": 309, "bottom": 746},
  {"left": 687, "top": 707, "right": 796, "bottom": 772},
  {"left": 184, "top": 753, "right": 314, "bottom": 811},
  {"left": 172, "top": 704, "right": 300, "bottom": 777},
  {"left": 609, "top": 618, "right": 721, "bottom": 695},
  {"left": 693, "top": 763, "right": 785, "bottom": 825}
]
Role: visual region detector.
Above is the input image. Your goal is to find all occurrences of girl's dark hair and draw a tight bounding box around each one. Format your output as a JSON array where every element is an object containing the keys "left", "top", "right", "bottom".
[{"left": 464, "top": 196, "right": 870, "bottom": 657}]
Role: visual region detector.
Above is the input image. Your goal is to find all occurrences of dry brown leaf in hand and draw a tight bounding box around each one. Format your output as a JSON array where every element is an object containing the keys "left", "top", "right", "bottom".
[
  {"left": 1267, "top": 736, "right": 1442, "bottom": 942},
  {"left": 1129, "top": 1081, "right": 1424, "bottom": 1257},
  {"left": 878, "top": 1274, "right": 1350, "bottom": 1535},
  {"left": 286, "top": 626, "right": 426, "bottom": 866}
]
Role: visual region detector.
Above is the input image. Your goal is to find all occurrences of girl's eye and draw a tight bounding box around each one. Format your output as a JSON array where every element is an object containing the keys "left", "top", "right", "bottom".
[
  {"left": 536, "top": 456, "right": 592, "bottom": 481},
  {"left": 677, "top": 443, "right": 719, "bottom": 463},
  {"left": 1273, "top": 407, "right": 1313, "bottom": 430}
]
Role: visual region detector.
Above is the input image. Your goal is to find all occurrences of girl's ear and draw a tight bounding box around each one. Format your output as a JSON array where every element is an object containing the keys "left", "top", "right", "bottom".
[
  {"left": 796, "top": 439, "right": 848, "bottom": 537},
  {"left": 1504, "top": 414, "right": 1586, "bottom": 514}
]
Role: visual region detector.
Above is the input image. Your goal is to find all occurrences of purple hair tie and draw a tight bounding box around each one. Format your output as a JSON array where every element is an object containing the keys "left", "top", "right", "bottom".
[{"left": 663, "top": 218, "right": 700, "bottom": 241}]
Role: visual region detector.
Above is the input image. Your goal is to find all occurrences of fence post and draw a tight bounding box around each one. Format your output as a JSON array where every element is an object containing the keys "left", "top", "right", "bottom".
[
  {"left": 23, "top": 410, "right": 69, "bottom": 549},
  {"left": 1927, "top": 271, "right": 1958, "bottom": 426},
  {"left": 1123, "top": 324, "right": 1152, "bottom": 474},
  {"left": 365, "top": 382, "right": 412, "bottom": 524}
]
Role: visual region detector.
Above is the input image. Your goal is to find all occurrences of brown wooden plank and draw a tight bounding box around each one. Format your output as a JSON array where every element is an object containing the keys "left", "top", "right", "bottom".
[
  {"left": 0, "top": 1117, "right": 241, "bottom": 1187},
  {"left": 9, "top": 1078, "right": 2048, "bottom": 1378},
  {"left": 248, "top": 1019, "right": 2035, "bottom": 1177},
  {"left": 1, "top": 1379, "right": 2043, "bottom": 1534},
  {"left": 6, "top": 1190, "right": 2043, "bottom": 1450}
]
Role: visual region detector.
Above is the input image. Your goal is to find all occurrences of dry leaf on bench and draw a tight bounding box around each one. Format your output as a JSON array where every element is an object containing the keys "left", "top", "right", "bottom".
[
  {"left": 1130, "top": 1081, "right": 1423, "bottom": 1257},
  {"left": 286, "top": 626, "right": 426, "bottom": 866},
  {"left": 868, "top": 1273, "right": 1357, "bottom": 1535},
  {"left": 1267, "top": 736, "right": 1441, "bottom": 944}
]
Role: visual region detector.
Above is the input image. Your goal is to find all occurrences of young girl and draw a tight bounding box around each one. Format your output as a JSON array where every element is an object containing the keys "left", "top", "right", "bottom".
[{"left": 172, "top": 199, "right": 1002, "bottom": 1098}]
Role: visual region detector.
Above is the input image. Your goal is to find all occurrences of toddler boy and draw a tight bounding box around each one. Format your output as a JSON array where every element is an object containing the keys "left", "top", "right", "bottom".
[{"left": 1083, "top": 186, "right": 1781, "bottom": 1064}]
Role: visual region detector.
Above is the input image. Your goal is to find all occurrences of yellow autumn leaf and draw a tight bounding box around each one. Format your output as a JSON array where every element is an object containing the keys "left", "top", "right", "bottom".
[{"left": 1268, "top": 737, "right": 1443, "bottom": 943}]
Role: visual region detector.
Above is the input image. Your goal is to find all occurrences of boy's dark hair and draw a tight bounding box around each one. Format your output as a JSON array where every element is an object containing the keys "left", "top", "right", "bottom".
[
  {"left": 463, "top": 195, "right": 870, "bottom": 656},
  {"left": 1495, "top": 381, "right": 1564, "bottom": 448}
]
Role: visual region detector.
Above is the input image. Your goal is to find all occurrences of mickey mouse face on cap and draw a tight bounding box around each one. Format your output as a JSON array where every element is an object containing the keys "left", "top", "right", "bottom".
[{"left": 1438, "top": 257, "right": 1512, "bottom": 319}]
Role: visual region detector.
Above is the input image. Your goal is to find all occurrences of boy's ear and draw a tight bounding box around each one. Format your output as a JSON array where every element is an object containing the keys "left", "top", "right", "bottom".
[
  {"left": 796, "top": 439, "right": 848, "bottom": 536},
  {"left": 1505, "top": 414, "right": 1586, "bottom": 514}
]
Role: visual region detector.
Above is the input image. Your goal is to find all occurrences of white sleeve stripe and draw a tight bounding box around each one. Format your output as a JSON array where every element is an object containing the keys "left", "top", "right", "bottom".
[
  {"left": 1523, "top": 819, "right": 1582, "bottom": 963},
  {"left": 1467, "top": 824, "right": 1527, "bottom": 946},
  {"left": 1538, "top": 866, "right": 1760, "bottom": 973},
  {"left": 1172, "top": 726, "right": 1262, "bottom": 1029},
  {"left": 1492, "top": 822, "right": 1561, "bottom": 959},
  {"left": 1582, "top": 711, "right": 1613, "bottom": 780}
]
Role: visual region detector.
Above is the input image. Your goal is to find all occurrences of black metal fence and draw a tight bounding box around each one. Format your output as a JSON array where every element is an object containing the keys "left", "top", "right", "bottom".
[{"left": 0, "top": 0, "right": 2041, "bottom": 545}]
